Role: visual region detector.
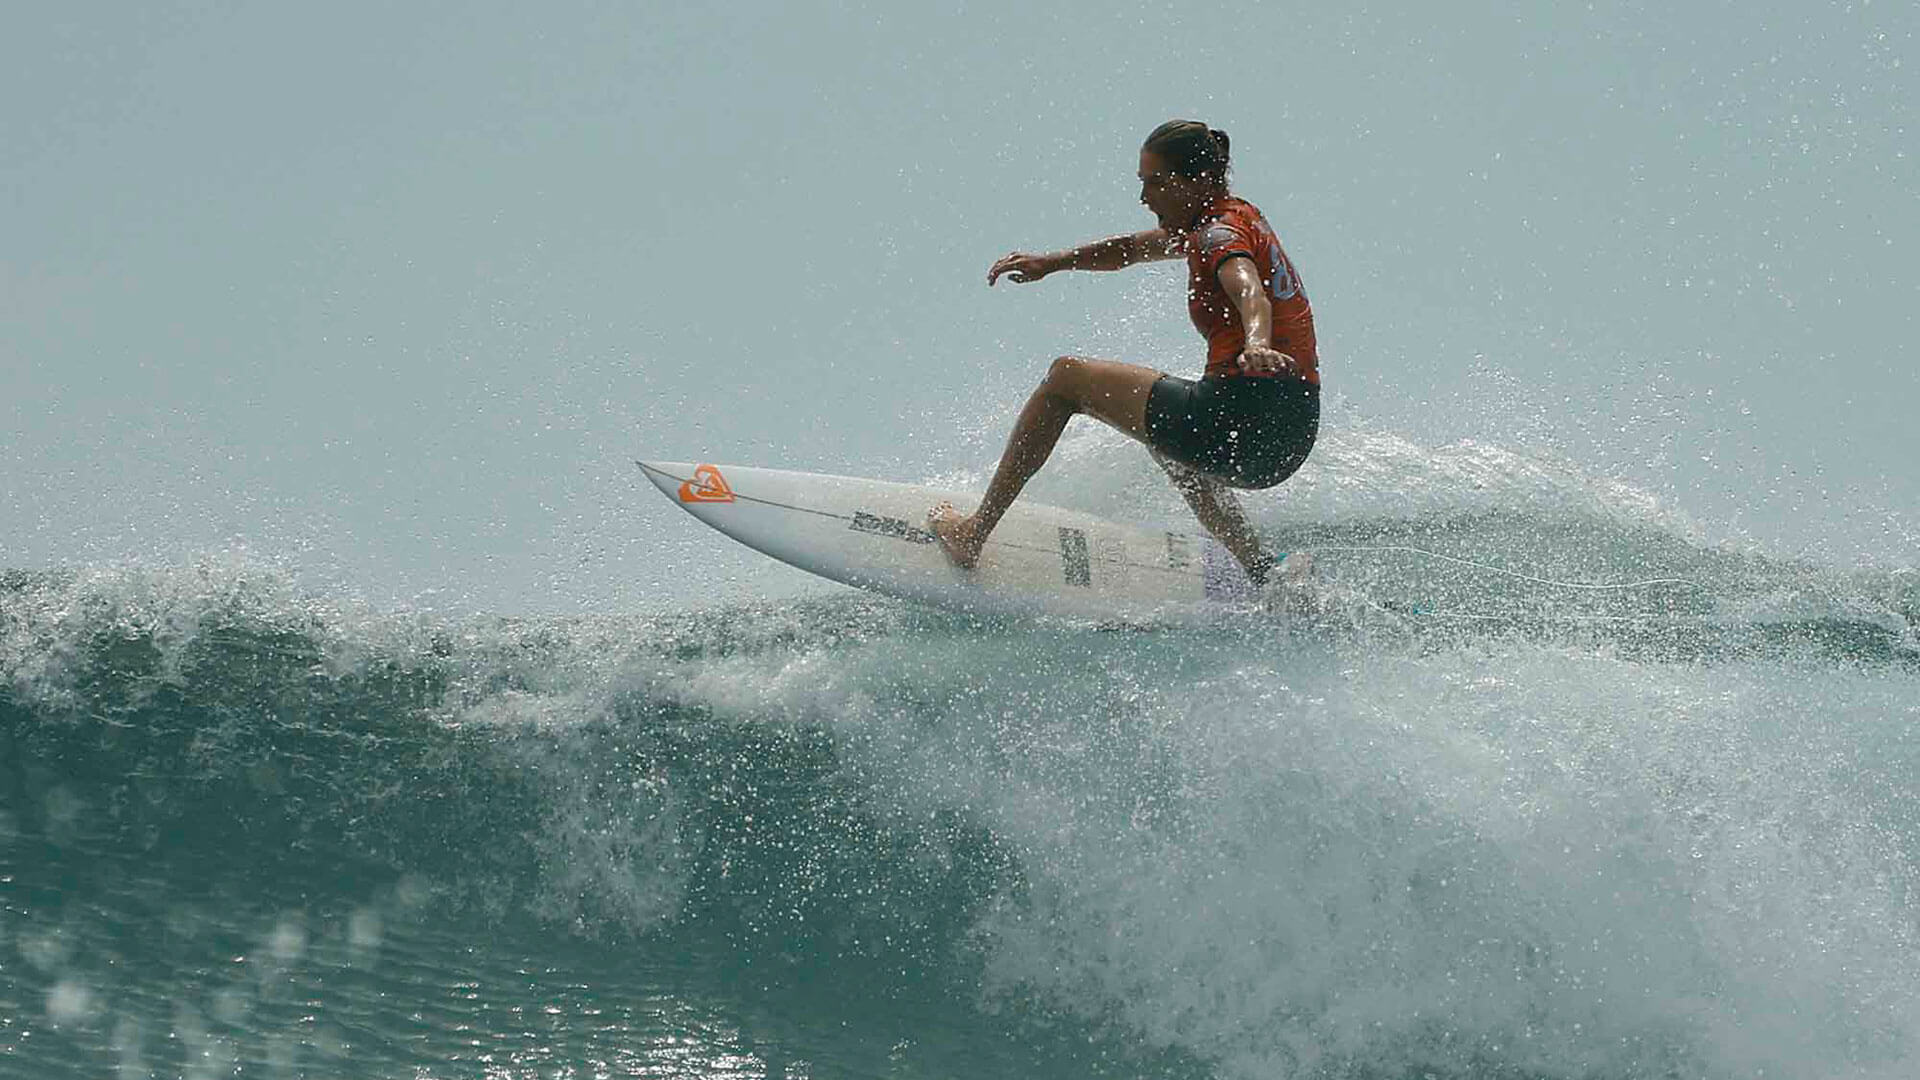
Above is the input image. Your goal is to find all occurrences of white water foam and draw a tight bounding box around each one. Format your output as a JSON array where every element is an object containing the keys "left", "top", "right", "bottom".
[{"left": 646, "top": 625, "right": 1920, "bottom": 1078}]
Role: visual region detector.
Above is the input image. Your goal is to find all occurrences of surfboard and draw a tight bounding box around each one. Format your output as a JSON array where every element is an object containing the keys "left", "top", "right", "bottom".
[{"left": 638, "top": 460, "right": 1275, "bottom": 622}]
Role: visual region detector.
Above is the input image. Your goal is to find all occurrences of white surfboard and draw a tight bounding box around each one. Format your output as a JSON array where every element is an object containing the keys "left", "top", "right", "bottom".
[{"left": 638, "top": 460, "right": 1276, "bottom": 622}]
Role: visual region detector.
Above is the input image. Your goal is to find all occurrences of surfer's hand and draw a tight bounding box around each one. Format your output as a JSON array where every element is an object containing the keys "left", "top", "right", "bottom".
[
  {"left": 988, "top": 251, "right": 1058, "bottom": 286},
  {"left": 1238, "top": 345, "right": 1297, "bottom": 376}
]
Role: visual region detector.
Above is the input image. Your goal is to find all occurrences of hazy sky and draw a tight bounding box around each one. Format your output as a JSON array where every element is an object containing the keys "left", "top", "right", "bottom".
[{"left": 4, "top": 1, "right": 1914, "bottom": 612}]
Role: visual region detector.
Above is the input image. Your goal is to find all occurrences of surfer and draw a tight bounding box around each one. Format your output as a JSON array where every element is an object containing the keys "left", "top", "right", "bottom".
[{"left": 929, "top": 120, "right": 1319, "bottom": 589}]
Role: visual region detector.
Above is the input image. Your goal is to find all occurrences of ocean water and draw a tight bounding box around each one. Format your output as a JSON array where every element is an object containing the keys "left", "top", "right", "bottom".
[{"left": 5, "top": 432, "right": 1919, "bottom": 1080}]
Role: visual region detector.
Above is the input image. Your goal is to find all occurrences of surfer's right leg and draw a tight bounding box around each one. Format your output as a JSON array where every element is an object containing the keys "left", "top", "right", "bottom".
[{"left": 931, "top": 355, "right": 1162, "bottom": 568}]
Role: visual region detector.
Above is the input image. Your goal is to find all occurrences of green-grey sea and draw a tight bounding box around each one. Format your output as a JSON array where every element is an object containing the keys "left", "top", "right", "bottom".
[{"left": 6, "top": 470, "right": 1919, "bottom": 1078}]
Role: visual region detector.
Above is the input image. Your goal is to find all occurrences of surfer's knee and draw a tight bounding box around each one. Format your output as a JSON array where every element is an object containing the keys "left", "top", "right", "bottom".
[
  {"left": 1043, "top": 354, "right": 1086, "bottom": 385},
  {"left": 1041, "top": 355, "right": 1093, "bottom": 405}
]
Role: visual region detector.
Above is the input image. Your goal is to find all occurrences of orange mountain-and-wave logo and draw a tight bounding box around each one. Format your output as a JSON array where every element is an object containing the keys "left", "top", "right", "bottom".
[{"left": 678, "top": 464, "right": 735, "bottom": 503}]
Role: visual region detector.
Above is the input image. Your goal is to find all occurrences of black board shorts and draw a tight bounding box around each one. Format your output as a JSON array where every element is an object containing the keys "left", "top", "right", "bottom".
[{"left": 1143, "top": 374, "right": 1319, "bottom": 489}]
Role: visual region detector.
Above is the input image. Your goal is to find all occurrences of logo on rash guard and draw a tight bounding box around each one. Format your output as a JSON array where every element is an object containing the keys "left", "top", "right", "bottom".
[
  {"left": 1199, "top": 224, "right": 1242, "bottom": 257},
  {"left": 1269, "top": 242, "right": 1298, "bottom": 300}
]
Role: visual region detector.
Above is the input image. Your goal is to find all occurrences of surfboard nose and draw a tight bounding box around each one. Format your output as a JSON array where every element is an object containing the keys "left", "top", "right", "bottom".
[
  {"left": 636, "top": 460, "right": 696, "bottom": 500},
  {"left": 637, "top": 460, "right": 739, "bottom": 510}
]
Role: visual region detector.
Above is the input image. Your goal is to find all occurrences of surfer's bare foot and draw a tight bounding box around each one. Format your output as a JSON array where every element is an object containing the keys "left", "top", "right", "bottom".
[{"left": 928, "top": 501, "right": 986, "bottom": 569}]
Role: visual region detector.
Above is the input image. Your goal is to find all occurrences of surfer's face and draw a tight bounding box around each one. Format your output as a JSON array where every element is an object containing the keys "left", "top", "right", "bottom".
[{"left": 1138, "top": 150, "right": 1204, "bottom": 231}]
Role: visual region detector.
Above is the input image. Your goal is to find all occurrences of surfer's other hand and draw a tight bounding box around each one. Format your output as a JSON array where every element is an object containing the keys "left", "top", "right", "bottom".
[
  {"left": 1238, "top": 345, "right": 1297, "bottom": 376},
  {"left": 988, "top": 251, "right": 1056, "bottom": 286}
]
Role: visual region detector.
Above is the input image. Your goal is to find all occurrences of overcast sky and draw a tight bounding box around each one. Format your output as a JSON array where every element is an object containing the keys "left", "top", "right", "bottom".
[{"left": 4, "top": 1, "right": 1914, "bottom": 612}]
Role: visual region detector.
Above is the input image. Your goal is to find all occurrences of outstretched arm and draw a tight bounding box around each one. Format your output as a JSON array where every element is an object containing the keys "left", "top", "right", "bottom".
[{"left": 988, "top": 229, "right": 1181, "bottom": 285}]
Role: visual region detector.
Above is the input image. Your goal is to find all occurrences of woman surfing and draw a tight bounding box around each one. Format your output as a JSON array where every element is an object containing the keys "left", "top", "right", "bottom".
[{"left": 930, "top": 120, "right": 1320, "bottom": 591}]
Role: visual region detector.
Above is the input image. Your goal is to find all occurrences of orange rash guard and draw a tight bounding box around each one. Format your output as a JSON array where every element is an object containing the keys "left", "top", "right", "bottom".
[{"left": 1183, "top": 196, "right": 1319, "bottom": 383}]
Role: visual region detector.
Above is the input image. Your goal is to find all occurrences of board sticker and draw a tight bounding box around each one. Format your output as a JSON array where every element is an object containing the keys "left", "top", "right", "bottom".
[
  {"left": 678, "top": 464, "right": 735, "bottom": 503},
  {"left": 1165, "top": 532, "right": 1194, "bottom": 570},
  {"left": 1058, "top": 527, "right": 1091, "bottom": 587},
  {"left": 850, "top": 510, "right": 934, "bottom": 544}
]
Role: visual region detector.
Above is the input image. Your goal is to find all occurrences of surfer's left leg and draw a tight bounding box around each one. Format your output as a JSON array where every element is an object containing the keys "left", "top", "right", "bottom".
[
  {"left": 1141, "top": 375, "right": 1320, "bottom": 586},
  {"left": 931, "top": 355, "right": 1162, "bottom": 568},
  {"left": 1154, "top": 455, "right": 1276, "bottom": 585}
]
